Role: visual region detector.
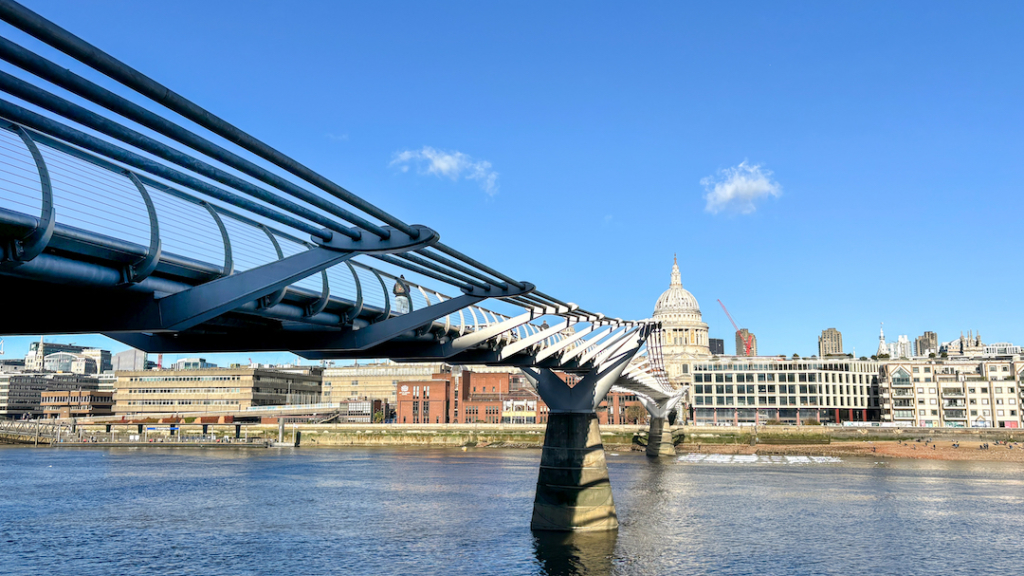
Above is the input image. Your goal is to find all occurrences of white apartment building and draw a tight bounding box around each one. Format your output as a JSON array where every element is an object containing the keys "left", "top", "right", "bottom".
[{"left": 878, "top": 357, "right": 1023, "bottom": 428}]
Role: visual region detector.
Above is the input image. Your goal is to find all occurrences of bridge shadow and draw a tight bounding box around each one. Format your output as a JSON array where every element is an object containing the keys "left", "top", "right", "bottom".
[{"left": 531, "top": 529, "right": 618, "bottom": 576}]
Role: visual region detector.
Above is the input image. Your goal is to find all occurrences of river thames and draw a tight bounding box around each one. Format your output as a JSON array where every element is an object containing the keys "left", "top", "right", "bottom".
[{"left": 2, "top": 446, "right": 1023, "bottom": 575}]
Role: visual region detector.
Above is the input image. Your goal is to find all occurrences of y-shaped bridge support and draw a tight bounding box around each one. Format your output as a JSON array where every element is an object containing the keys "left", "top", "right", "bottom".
[
  {"left": 522, "top": 329, "right": 646, "bottom": 532},
  {"left": 637, "top": 390, "right": 685, "bottom": 458}
]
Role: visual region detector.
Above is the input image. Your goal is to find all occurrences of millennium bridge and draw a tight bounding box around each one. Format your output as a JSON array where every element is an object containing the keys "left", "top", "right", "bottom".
[{"left": 0, "top": 0, "right": 684, "bottom": 532}]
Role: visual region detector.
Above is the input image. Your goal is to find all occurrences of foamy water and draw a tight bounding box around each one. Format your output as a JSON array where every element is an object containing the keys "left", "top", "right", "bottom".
[{"left": 679, "top": 453, "right": 843, "bottom": 464}]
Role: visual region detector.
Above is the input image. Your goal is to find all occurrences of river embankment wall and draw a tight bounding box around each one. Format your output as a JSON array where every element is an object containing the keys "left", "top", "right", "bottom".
[
  {"left": 67, "top": 423, "right": 1024, "bottom": 448},
  {"left": 13, "top": 423, "right": 1024, "bottom": 448}
]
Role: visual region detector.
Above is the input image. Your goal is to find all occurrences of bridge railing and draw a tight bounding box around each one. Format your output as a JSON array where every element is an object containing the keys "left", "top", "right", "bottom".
[{"left": 0, "top": 1, "right": 666, "bottom": 374}]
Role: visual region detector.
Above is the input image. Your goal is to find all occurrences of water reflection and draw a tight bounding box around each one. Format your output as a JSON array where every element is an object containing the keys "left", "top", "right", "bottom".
[
  {"left": 4, "top": 448, "right": 1024, "bottom": 576},
  {"left": 532, "top": 530, "right": 618, "bottom": 576}
]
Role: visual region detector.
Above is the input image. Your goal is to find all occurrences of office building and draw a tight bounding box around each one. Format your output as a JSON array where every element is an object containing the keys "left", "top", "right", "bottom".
[
  {"left": 41, "top": 389, "right": 114, "bottom": 419},
  {"left": 0, "top": 359, "right": 26, "bottom": 373},
  {"left": 818, "top": 328, "right": 844, "bottom": 356},
  {"left": 25, "top": 340, "right": 85, "bottom": 371},
  {"left": 735, "top": 329, "right": 757, "bottom": 357},
  {"left": 24, "top": 340, "right": 111, "bottom": 373},
  {"left": 915, "top": 331, "right": 938, "bottom": 357},
  {"left": 170, "top": 358, "right": 218, "bottom": 371},
  {"left": 113, "top": 349, "right": 152, "bottom": 372},
  {"left": 690, "top": 356, "right": 880, "bottom": 425},
  {"left": 113, "top": 366, "right": 322, "bottom": 416},
  {"left": 323, "top": 361, "right": 449, "bottom": 405},
  {"left": 984, "top": 343, "right": 1022, "bottom": 356},
  {"left": 709, "top": 338, "right": 725, "bottom": 355},
  {"left": 889, "top": 335, "right": 912, "bottom": 359},
  {"left": 0, "top": 373, "right": 100, "bottom": 418}
]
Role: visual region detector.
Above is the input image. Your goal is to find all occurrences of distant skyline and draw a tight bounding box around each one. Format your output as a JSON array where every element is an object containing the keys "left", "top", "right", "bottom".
[{"left": 2, "top": 1, "right": 1022, "bottom": 363}]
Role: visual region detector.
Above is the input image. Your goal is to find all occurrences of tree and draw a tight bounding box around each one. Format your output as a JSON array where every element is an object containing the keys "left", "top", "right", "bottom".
[
  {"left": 792, "top": 353, "right": 800, "bottom": 359},
  {"left": 929, "top": 353, "right": 936, "bottom": 358},
  {"left": 625, "top": 404, "right": 646, "bottom": 425},
  {"left": 373, "top": 411, "right": 384, "bottom": 423}
]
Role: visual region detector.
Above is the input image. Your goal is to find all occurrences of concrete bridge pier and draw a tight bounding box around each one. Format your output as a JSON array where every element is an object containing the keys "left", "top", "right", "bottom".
[
  {"left": 638, "top": 391, "right": 685, "bottom": 458},
  {"left": 522, "top": 340, "right": 642, "bottom": 532}
]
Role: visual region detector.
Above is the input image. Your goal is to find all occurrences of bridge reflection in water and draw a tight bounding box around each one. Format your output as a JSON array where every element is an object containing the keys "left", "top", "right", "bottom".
[{"left": 533, "top": 531, "right": 618, "bottom": 576}]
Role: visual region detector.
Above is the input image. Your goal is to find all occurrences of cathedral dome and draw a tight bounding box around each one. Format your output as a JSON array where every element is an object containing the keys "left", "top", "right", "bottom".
[{"left": 653, "top": 257, "right": 701, "bottom": 319}]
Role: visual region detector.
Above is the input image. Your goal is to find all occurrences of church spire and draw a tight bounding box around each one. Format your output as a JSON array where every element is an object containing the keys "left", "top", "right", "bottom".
[{"left": 670, "top": 254, "right": 681, "bottom": 287}]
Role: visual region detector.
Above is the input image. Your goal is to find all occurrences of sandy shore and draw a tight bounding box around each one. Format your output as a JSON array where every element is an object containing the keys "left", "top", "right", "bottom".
[{"left": 677, "top": 440, "right": 1024, "bottom": 463}]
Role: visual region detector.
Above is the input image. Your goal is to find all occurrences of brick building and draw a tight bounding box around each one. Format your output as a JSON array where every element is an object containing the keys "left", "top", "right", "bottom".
[
  {"left": 453, "top": 371, "right": 511, "bottom": 424},
  {"left": 395, "top": 372, "right": 453, "bottom": 424},
  {"left": 599, "top": 392, "right": 647, "bottom": 425},
  {"left": 395, "top": 369, "right": 652, "bottom": 426}
]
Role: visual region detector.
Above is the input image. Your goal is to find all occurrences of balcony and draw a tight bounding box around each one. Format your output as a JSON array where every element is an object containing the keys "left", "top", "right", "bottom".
[
  {"left": 943, "top": 400, "right": 966, "bottom": 408},
  {"left": 891, "top": 379, "right": 913, "bottom": 388},
  {"left": 892, "top": 389, "right": 914, "bottom": 397},
  {"left": 941, "top": 388, "right": 965, "bottom": 398},
  {"left": 943, "top": 410, "right": 968, "bottom": 420}
]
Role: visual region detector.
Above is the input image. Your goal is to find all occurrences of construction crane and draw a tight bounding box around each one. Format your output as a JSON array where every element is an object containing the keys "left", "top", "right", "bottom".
[{"left": 717, "top": 299, "right": 753, "bottom": 356}]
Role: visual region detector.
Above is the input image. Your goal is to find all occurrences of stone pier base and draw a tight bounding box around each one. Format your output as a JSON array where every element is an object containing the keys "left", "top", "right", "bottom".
[
  {"left": 646, "top": 417, "right": 675, "bottom": 457},
  {"left": 531, "top": 412, "right": 618, "bottom": 532}
]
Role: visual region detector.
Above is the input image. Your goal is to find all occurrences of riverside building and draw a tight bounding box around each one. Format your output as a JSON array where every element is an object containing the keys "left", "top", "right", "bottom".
[
  {"left": 41, "top": 389, "right": 114, "bottom": 419},
  {"left": 113, "top": 366, "right": 322, "bottom": 417},
  {"left": 0, "top": 373, "right": 100, "bottom": 418},
  {"left": 878, "top": 357, "right": 1024, "bottom": 428},
  {"left": 322, "top": 361, "right": 448, "bottom": 405},
  {"left": 690, "top": 356, "right": 880, "bottom": 425}
]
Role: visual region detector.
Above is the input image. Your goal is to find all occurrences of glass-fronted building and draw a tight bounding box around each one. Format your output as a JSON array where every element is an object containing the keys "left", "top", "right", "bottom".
[{"left": 690, "top": 357, "right": 880, "bottom": 425}]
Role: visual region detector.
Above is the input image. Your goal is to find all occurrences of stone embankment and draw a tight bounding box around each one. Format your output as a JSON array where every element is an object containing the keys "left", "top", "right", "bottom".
[{"left": 17, "top": 423, "right": 1024, "bottom": 462}]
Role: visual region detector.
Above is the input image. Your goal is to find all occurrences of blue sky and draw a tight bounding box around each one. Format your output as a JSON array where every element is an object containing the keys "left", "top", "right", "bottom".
[{"left": 3, "top": 1, "right": 1023, "bottom": 363}]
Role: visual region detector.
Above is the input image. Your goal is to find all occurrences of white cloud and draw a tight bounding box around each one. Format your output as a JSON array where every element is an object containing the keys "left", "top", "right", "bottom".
[
  {"left": 325, "top": 132, "right": 348, "bottom": 141},
  {"left": 701, "top": 161, "right": 781, "bottom": 215},
  {"left": 390, "top": 146, "right": 499, "bottom": 197}
]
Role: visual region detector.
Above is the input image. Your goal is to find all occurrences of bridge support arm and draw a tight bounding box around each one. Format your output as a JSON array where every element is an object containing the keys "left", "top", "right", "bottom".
[
  {"left": 637, "top": 390, "right": 685, "bottom": 458},
  {"left": 522, "top": 333, "right": 645, "bottom": 532}
]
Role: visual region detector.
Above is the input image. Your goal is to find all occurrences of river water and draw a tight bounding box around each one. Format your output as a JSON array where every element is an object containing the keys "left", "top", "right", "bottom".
[{"left": 2, "top": 446, "right": 1023, "bottom": 575}]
